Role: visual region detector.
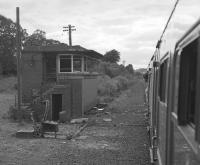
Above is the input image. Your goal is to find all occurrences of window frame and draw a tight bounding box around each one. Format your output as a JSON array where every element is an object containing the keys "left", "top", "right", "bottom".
[
  {"left": 159, "top": 55, "right": 169, "bottom": 103},
  {"left": 177, "top": 39, "right": 198, "bottom": 126},
  {"left": 174, "top": 36, "right": 200, "bottom": 155},
  {"left": 57, "top": 54, "right": 85, "bottom": 73},
  {"left": 73, "top": 55, "right": 83, "bottom": 73},
  {"left": 59, "top": 54, "right": 73, "bottom": 73},
  {"left": 195, "top": 37, "right": 200, "bottom": 143}
]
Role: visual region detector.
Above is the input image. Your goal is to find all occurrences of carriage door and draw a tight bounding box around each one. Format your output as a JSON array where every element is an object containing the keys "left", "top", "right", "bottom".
[{"left": 157, "top": 56, "right": 169, "bottom": 165}]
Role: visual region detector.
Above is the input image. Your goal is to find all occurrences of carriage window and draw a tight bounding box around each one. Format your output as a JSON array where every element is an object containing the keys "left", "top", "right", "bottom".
[
  {"left": 178, "top": 39, "right": 198, "bottom": 126},
  {"left": 159, "top": 59, "right": 168, "bottom": 102}
]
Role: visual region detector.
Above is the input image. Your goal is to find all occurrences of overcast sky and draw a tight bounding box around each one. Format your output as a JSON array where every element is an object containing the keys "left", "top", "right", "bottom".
[{"left": 0, "top": 0, "right": 199, "bottom": 68}]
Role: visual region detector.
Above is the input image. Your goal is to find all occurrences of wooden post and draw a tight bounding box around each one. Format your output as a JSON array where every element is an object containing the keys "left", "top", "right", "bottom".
[
  {"left": 68, "top": 24, "right": 72, "bottom": 46},
  {"left": 16, "top": 7, "right": 22, "bottom": 111},
  {"left": 63, "top": 25, "right": 76, "bottom": 46}
]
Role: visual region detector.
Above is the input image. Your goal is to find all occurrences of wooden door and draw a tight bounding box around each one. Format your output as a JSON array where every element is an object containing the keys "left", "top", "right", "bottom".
[{"left": 52, "top": 94, "right": 62, "bottom": 121}]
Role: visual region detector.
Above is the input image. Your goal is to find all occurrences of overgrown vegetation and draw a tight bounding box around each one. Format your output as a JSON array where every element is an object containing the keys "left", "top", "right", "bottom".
[
  {"left": 6, "top": 106, "right": 31, "bottom": 121},
  {"left": 95, "top": 60, "right": 140, "bottom": 103}
]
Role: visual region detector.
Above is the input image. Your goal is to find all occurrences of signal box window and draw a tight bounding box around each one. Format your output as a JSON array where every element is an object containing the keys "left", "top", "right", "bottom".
[
  {"left": 73, "top": 56, "right": 82, "bottom": 72},
  {"left": 60, "top": 55, "right": 71, "bottom": 72},
  {"left": 159, "top": 59, "right": 168, "bottom": 102},
  {"left": 178, "top": 39, "right": 198, "bottom": 127},
  {"left": 84, "top": 56, "right": 87, "bottom": 72},
  {"left": 59, "top": 55, "right": 84, "bottom": 73}
]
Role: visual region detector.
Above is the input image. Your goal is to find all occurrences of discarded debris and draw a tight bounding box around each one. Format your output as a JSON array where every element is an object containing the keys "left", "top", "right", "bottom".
[
  {"left": 66, "top": 123, "right": 88, "bottom": 140},
  {"left": 101, "top": 143, "right": 109, "bottom": 149},
  {"left": 84, "top": 103, "right": 108, "bottom": 115},
  {"left": 84, "top": 107, "right": 98, "bottom": 115},
  {"left": 103, "top": 118, "right": 112, "bottom": 122},
  {"left": 61, "top": 141, "right": 66, "bottom": 144},
  {"left": 66, "top": 133, "right": 73, "bottom": 140},
  {"left": 70, "top": 118, "right": 88, "bottom": 124},
  {"left": 104, "top": 111, "right": 111, "bottom": 115},
  {"left": 96, "top": 103, "right": 108, "bottom": 108}
]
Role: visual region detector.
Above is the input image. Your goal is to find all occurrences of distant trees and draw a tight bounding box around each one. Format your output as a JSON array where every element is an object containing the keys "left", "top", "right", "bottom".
[
  {"left": 24, "top": 29, "right": 46, "bottom": 46},
  {"left": 103, "top": 49, "right": 120, "bottom": 63},
  {"left": 99, "top": 49, "right": 135, "bottom": 77},
  {"left": 125, "top": 64, "right": 134, "bottom": 74},
  {"left": 24, "top": 29, "right": 66, "bottom": 47},
  {"left": 87, "top": 48, "right": 134, "bottom": 78},
  {"left": 89, "top": 61, "right": 134, "bottom": 78}
]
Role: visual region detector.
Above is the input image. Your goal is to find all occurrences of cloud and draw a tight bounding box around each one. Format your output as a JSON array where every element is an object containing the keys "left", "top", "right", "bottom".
[{"left": 0, "top": 0, "right": 199, "bottom": 68}]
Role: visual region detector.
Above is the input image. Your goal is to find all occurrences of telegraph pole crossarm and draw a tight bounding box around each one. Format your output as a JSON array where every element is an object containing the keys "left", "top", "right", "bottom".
[{"left": 63, "top": 24, "right": 76, "bottom": 46}]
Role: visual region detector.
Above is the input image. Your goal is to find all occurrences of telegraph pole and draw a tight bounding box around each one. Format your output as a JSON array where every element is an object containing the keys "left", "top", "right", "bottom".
[
  {"left": 63, "top": 25, "right": 76, "bottom": 46},
  {"left": 16, "top": 7, "right": 22, "bottom": 112}
]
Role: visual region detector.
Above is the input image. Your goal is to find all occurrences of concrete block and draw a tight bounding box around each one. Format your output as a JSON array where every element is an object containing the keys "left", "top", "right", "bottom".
[
  {"left": 59, "top": 111, "right": 67, "bottom": 123},
  {"left": 70, "top": 118, "right": 88, "bottom": 124},
  {"left": 16, "top": 129, "right": 34, "bottom": 138}
]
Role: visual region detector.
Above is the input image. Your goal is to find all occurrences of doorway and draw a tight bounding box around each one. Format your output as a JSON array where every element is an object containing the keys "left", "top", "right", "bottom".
[{"left": 52, "top": 94, "right": 62, "bottom": 121}]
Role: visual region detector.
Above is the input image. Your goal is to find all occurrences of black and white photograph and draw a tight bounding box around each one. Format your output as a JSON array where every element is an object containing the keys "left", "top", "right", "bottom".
[{"left": 0, "top": 0, "right": 200, "bottom": 164}]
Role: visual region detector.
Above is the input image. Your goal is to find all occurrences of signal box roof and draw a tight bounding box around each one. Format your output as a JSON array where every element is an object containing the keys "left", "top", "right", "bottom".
[{"left": 22, "top": 45, "right": 103, "bottom": 59}]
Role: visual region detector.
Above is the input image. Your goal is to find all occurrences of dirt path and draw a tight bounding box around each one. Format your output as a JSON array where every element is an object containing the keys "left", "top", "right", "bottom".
[{"left": 0, "top": 80, "right": 150, "bottom": 165}]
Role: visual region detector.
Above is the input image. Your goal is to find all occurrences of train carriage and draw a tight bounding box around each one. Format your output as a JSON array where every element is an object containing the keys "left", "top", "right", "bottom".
[{"left": 147, "top": 0, "right": 200, "bottom": 164}]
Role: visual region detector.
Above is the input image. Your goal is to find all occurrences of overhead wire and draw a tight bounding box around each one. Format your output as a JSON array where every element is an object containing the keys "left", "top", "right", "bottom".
[
  {"left": 159, "top": 0, "right": 180, "bottom": 42},
  {"left": 149, "top": 0, "right": 180, "bottom": 65}
]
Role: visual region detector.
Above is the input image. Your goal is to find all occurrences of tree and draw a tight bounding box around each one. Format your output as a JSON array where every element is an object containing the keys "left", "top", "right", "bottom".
[
  {"left": 0, "top": 14, "right": 27, "bottom": 74},
  {"left": 24, "top": 29, "right": 46, "bottom": 46},
  {"left": 103, "top": 49, "right": 120, "bottom": 63},
  {"left": 24, "top": 29, "right": 67, "bottom": 47},
  {"left": 125, "top": 64, "right": 134, "bottom": 74}
]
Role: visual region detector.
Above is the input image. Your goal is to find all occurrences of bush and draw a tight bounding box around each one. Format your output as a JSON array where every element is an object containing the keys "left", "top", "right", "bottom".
[
  {"left": 87, "top": 61, "right": 135, "bottom": 79},
  {"left": 98, "top": 96, "right": 114, "bottom": 103},
  {"left": 97, "top": 75, "right": 119, "bottom": 96},
  {"left": 7, "top": 105, "right": 31, "bottom": 121},
  {"left": 114, "top": 76, "right": 129, "bottom": 90},
  {"left": 31, "top": 103, "right": 45, "bottom": 122},
  {"left": 97, "top": 75, "right": 132, "bottom": 98},
  {"left": 105, "top": 79, "right": 118, "bottom": 96},
  {"left": 6, "top": 102, "right": 45, "bottom": 122},
  {"left": 96, "top": 62, "right": 125, "bottom": 78},
  {"left": 95, "top": 61, "right": 140, "bottom": 104}
]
